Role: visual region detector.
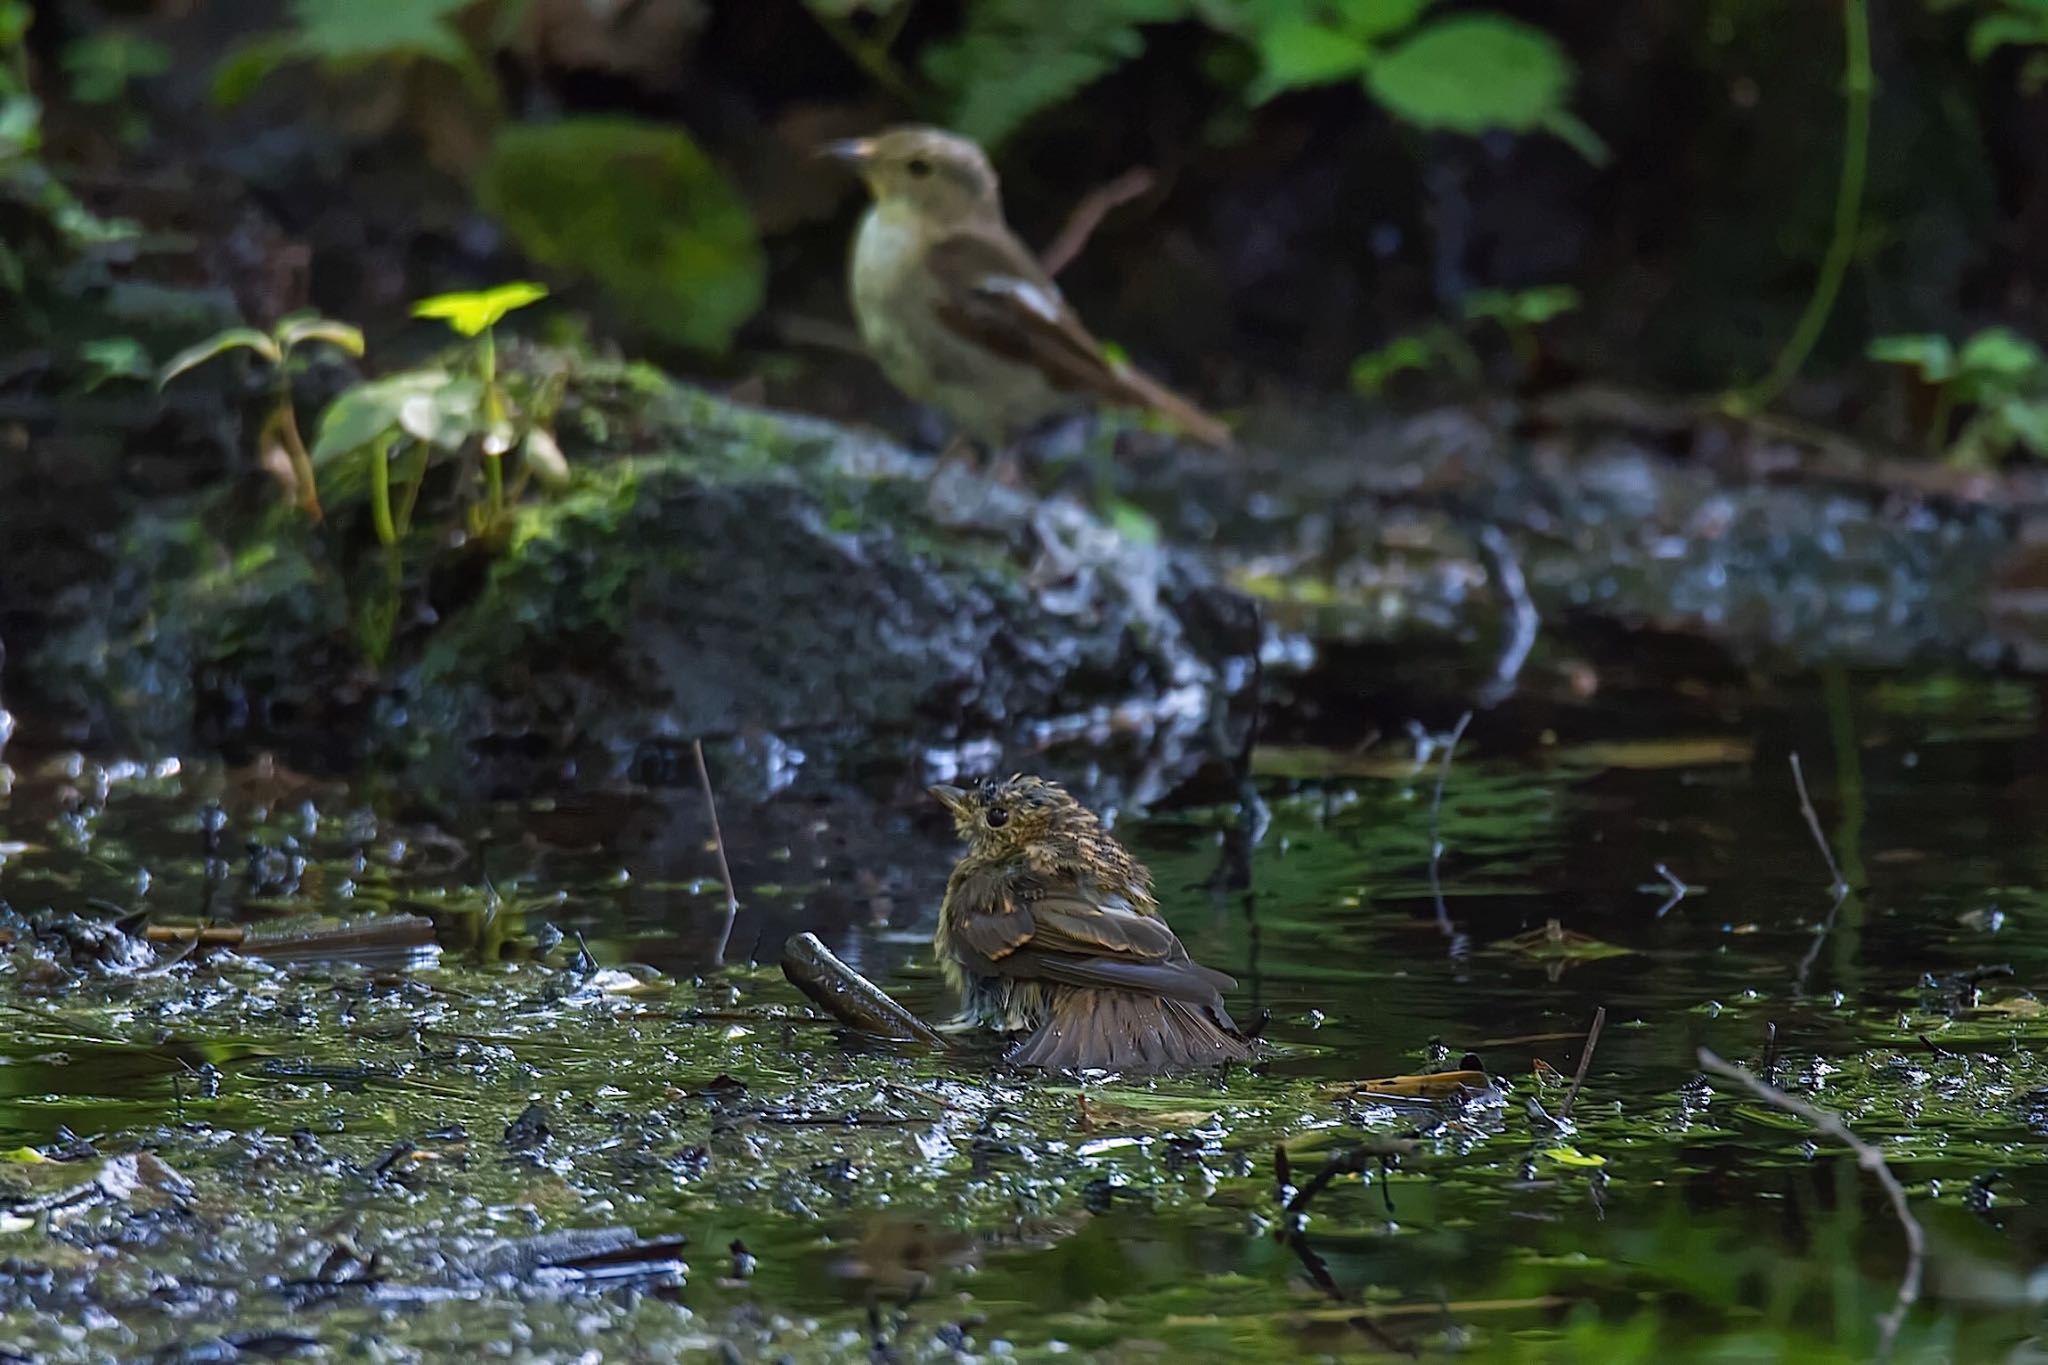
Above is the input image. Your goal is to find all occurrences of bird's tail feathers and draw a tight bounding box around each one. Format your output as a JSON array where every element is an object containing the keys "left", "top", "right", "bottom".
[
  {"left": 1106, "top": 363, "right": 1233, "bottom": 450},
  {"left": 1007, "top": 988, "right": 1255, "bottom": 1073}
]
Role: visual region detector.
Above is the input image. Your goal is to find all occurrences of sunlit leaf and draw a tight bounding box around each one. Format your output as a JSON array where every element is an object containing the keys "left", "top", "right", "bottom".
[
  {"left": 311, "top": 371, "right": 482, "bottom": 463},
  {"left": 478, "top": 119, "right": 764, "bottom": 353},
  {"left": 411, "top": 282, "right": 549, "bottom": 338},
  {"left": 1540, "top": 1145, "right": 1607, "bottom": 1168},
  {"left": 1867, "top": 333, "right": 1956, "bottom": 383},
  {"left": 1957, "top": 326, "right": 2046, "bottom": 381},
  {"left": 1250, "top": 19, "right": 1373, "bottom": 101},
  {"left": 275, "top": 313, "right": 366, "bottom": 358},
  {"left": 158, "top": 327, "right": 281, "bottom": 386},
  {"left": 1463, "top": 285, "right": 1580, "bottom": 326},
  {"left": 1366, "top": 15, "right": 1574, "bottom": 135},
  {"left": 1350, "top": 333, "right": 1438, "bottom": 394}
]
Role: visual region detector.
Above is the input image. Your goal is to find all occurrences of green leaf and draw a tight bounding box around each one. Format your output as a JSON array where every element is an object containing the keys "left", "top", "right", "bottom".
[
  {"left": 283, "top": 0, "right": 472, "bottom": 66},
  {"left": 1968, "top": 11, "right": 2048, "bottom": 63},
  {"left": 1333, "top": 0, "right": 1434, "bottom": 42},
  {"left": 1349, "top": 333, "right": 1438, "bottom": 394},
  {"left": 411, "top": 282, "right": 548, "bottom": 338},
  {"left": 1957, "top": 326, "right": 2046, "bottom": 381},
  {"left": 311, "top": 371, "right": 483, "bottom": 464},
  {"left": 78, "top": 336, "right": 153, "bottom": 390},
  {"left": 1251, "top": 19, "right": 1374, "bottom": 101},
  {"left": 923, "top": 0, "right": 1188, "bottom": 145},
  {"left": 1866, "top": 334, "right": 1956, "bottom": 383},
  {"left": 209, "top": 35, "right": 299, "bottom": 107},
  {"left": 478, "top": 119, "right": 765, "bottom": 354},
  {"left": 1997, "top": 398, "right": 2048, "bottom": 458},
  {"left": 158, "top": 327, "right": 281, "bottom": 386},
  {"left": 1365, "top": 15, "right": 1574, "bottom": 134},
  {"left": 275, "top": 312, "right": 367, "bottom": 358},
  {"left": 1463, "top": 285, "right": 1580, "bottom": 325}
]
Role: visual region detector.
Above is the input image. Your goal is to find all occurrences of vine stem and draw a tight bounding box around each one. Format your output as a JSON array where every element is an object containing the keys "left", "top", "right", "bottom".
[{"left": 1739, "top": 0, "right": 1872, "bottom": 411}]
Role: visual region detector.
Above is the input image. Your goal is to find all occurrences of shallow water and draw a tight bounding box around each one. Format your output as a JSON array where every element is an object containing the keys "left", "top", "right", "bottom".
[{"left": 2, "top": 670, "right": 2046, "bottom": 1361}]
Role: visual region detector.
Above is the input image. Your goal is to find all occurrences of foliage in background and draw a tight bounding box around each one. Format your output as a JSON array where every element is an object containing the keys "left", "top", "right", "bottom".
[
  {"left": 0, "top": 0, "right": 135, "bottom": 314},
  {"left": 213, "top": 5, "right": 762, "bottom": 354},
  {"left": 1351, "top": 285, "right": 1579, "bottom": 395},
  {"left": 1869, "top": 328, "right": 2048, "bottom": 466},
  {"left": 1932, "top": 0, "right": 2048, "bottom": 92},
  {"left": 817, "top": 0, "right": 1599, "bottom": 154}
]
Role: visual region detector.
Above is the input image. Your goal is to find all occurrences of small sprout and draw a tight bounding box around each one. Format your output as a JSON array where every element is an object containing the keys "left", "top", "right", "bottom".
[{"left": 411, "top": 281, "right": 549, "bottom": 338}]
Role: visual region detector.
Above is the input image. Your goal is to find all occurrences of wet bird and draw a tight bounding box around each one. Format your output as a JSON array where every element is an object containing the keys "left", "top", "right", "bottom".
[
  {"left": 929, "top": 775, "right": 1255, "bottom": 1073},
  {"left": 822, "top": 126, "right": 1230, "bottom": 450}
]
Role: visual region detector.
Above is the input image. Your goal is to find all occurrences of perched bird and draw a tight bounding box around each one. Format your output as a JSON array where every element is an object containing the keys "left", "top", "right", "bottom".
[
  {"left": 930, "top": 775, "right": 1255, "bottom": 1073},
  {"left": 822, "top": 126, "right": 1231, "bottom": 450}
]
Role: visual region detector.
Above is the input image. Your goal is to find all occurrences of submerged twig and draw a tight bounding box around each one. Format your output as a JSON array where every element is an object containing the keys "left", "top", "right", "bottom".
[
  {"left": 1789, "top": 752, "right": 1850, "bottom": 902},
  {"left": 1426, "top": 713, "right": 1474, "bottom": 957},
  {"left": 1272, "top": 1142, "right": 1421, "bottom": 1357},
  {"left": 692, "top": 739, "right": 739, "bottom": 966},
  {"left": 1557, "top": 1006, "right": 1607, "bottom": 1122},
  {"left": 1474, "top": 524, "right": 1538, "bottom": 708},
  {"left": 1040, "top": 167, "right": 1157, "bottom": 278},
  {"left": 780, "top": 932, "right": 949, "bottom": 1048},
  {"left": 1697, "top": 1047, "right": 1923, "bottom": 1361},
  {"left": 1649, "top": 863, "right": 1696, "bottom": 918}
]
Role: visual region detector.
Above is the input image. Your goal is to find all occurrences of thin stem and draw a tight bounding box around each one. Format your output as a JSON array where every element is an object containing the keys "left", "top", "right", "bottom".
[
  {"left": 394, "top": 441, "right": 428, "bottom": 537},
  {"left": 1741, "top": 0, "right": 1872, "bottom": 410},
  {"left": 811, "top": 8, "right": 921, "bottom": 107},
  {"left": 1426, "top": 712, "right": 1474, "bottom": 956},
  {"left": 272, "top": 394, "right": 324, "bottom": 522},
  {"left": 692, "top": 739, "right": 739, "bottom": 967},
  {"left": 1557, "top": 1006, "right": 1607, "bottom": 1121},
  {"left": 1697, "top": 1048, "right": 1923, "bottom": 1361},
  {"left": 367, "top": 432, "right": 397, "bottom": 548}
]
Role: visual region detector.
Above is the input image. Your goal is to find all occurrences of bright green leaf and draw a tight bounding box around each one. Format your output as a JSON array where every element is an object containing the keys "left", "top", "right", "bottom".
[
  {"left": 78, "top": 336, "right": 153, "bottom": 389},
  {"left": 478, "top": 119, "right": 765, "bottom": 354},
  {"left": 1366, "top": 15, "right": 1574, "bottom": 134},
  {"left": 1958, "top": 326, "right": 2046, "bottom": 381},
  {"left": 1350, "top": 333, "right": 1437, "bottom": 394},
  {"left": 312, "top": 371, "right": 482, "bottom": 464},
  {"left": 1867, "top": 334, "right": 1956, "bottom": 383},
  {"left": 1540, "top": 1145, "right": 1607, "bottom": 1168},
  {"left": 1332, "top": 0, "right": 1434, "bottom": 42},
  {"left": 1464, "top": 285, "right": 1580, "bottom": 325},
  {"left": 1998, "top": 398, "right": 2048, "bottom": 458},
  {"left": 1252, "top": 19, "right": 1374, "bottom": 101},
  {"left": 411, "top": 282, "right": 549, "bottom": 338},
  {"left": 275, "top": 312, "right": 366, "bottom": 358},
  {"left": 158, "top": 327, "right": 282, "bottom": 386}
]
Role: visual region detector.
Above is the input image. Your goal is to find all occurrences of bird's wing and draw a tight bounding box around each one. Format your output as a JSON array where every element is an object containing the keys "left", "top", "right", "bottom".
[
  {"left": 945, "top": 866, "right": 1235, "bottom": 1006},
  {"left": 924, "top": 229, "right": 1232, "bottom": 448},
  {"left": 924, "top": 229, "right": 1122, "bottom": 397}
]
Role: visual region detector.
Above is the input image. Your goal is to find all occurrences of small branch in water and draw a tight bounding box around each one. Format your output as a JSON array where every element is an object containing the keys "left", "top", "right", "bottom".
[
  {"left": 1647, "top": 862, "right": 1697, "bottom": 918},
  {"left": 1789, "top": 752, "right": 1851, "bottom": 902},
  {"left": 1272, "top": 1141, "right": 1421, "bottom": 1357},
  {"left": 1697, "top": 1047, "right": 1923, "bottom": 1362},
  {"left": 693, "top": 739, "right": 739, "bottom": 966},
  {"left": 1474, "top": 524, "right": 1538, "bottom": 708},
  {"left": 1040, "top": 167, "right": 1157, "bottom": 278},
  {"left": 1557, "top": 1006, "right": 1607, "bottom": 1122},
  {"left": 1426, "top": 713, "right": 1474, "bottom": 958}
]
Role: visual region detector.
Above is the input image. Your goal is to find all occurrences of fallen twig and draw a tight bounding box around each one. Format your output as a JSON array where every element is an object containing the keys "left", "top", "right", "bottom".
[
  {"left": 1557, "top": 1006, "right": 1607, "bottom": 1122},
  {"left": 1040, "top": 166, "right": 1157, "bottom": 278},
  {"left": 1474, "top": 524, "right": 1538, "bottom": 707},
  {"left": 1427, "top": 713, "right": 1474, "bottom": 957},
  {"left": 1697, "top": 1047, "right": 1923, "bottom": 1361},
  {"left": 1649, "top": 862, "right": 1696, "bottom": 918},
  {"left": 1789, "top": 752, "right": 1851, "bottom": 902},
  {"left": 692, "top": 738, "right": 739, "bottom": 965}
]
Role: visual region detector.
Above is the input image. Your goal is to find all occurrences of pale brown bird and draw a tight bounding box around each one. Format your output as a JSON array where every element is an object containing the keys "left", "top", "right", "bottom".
[
  {"left": 930, "top": 775, "right": 1255, "bottom": 1073},
  {"left": 822, "top": 126, "right": 1231, "bottom": 450}
]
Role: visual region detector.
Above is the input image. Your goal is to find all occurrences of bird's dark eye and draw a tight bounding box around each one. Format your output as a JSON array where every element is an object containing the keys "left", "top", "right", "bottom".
[
  {"left": 984, "top": 806, "right": 1009, "bottom": 829},
  {"left": 906, "top": 157, "right": 933, "bottom": 179}
]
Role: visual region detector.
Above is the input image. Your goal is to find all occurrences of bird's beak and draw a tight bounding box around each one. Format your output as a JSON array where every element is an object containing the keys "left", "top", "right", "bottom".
[
  {"left": 927, "top": 784, "right": 969, "bottom": 816},
  {"left": 817, "top": 137, "right": 875, "bottom": 170}
]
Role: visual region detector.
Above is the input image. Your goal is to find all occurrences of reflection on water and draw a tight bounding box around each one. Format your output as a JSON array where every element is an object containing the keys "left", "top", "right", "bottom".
[{"left": 0, "top": 673, "right": 2045, "bottom": 1360}]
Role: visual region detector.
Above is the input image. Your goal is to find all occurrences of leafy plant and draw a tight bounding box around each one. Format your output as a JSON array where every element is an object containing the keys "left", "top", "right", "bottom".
[
  {"left": 1868, "top": 326, "right": 2048, "bottom": 466},
  {"left": 476, "top": 120, "right": 764, "bottom": 354},
  {"left": 158, "top": 312, "right": 367, "bottom": 520},
  {"left": 1349, "top": 284, "right": 1577, "bottom": 396},
  {"left": 213, "top": 0, "right": 494, "bottom": 108}
]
